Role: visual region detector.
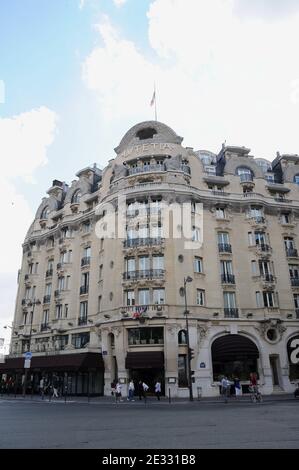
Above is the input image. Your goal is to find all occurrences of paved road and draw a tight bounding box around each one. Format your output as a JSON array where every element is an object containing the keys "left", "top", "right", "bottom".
[{"left": 0, "top": 398, "right": 298, "bottom": 449}]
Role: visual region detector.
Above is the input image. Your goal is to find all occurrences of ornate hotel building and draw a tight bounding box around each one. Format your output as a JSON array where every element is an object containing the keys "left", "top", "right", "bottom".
[{"left": 1, "top": 120, "right": 299, "bottom": 397}]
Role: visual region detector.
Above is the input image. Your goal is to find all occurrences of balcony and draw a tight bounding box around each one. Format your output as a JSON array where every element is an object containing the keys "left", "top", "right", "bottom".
[
  {"left": 262, "top": 274, "right": 275, "bottom": 283},
  {"left": 128, "top": 164, "right": 165, "bottom": 175},
  {"left": 124, "top": 237, "right": 164, "bottom": 248},
  {"left": 57, "top": 262, "right": 64, "bottom": 270},
  {"left": 286, "top": 248, "right": 298, "bottom": 258},
  {"left": 218, "top": 243, "right": 232, "bottom": 253},
  {"left": 252, "top": 216, "right": 265, "bottom": 224},
  {"left": 24, "top": 274, "right": 30, "bottom": 281},
  {"left": 81, "top": 257, "right": 91, "bottom": 267},
  {"left": 45, "top": 269, "right": 53, "bottom": 278},
  {"left": 256, "top": 244, "right": 271, "bottom": 253},
  {"left": 240, "top": 174, "right": 254, "bottom": 183},
  {"left": 40, "top": 323, "right": 50, "bottom": 332},
  {"left": 291, "top": 278, "right": 299, "bottom": 287},
  {"left": 43, "top": 295, "right": 51, "bottom": 304},
  {"left": 221, "top": 274, "right": 235, "bottom": 284},
  {"left": 80, "top": 285, "right": 89, "bottom": 295},
  {"left": 224, "top": 308, "right": 239, "bottom": 318},
  {"left": 54, "top": 290, "right": 61, "bottom": 298},
  {"left": 21, "top": 299, "right": 27, "bottom": 306},
  {"left": 78, "top": 317, "right": 88, "bottom": 326},
  {"left": 123, "top": 269, "right": 165, "bottom": 281}
]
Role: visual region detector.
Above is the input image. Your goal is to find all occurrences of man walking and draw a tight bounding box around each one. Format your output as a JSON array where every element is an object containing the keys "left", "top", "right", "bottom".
[
  {"left": 128, "top": 380, "right": 135, "bottom": 401},
  {"left": 155, "top": 381, "right": 161, "bottom": 400}
]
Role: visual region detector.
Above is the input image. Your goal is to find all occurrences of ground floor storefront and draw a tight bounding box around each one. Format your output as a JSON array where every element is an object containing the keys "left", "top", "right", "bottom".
[{"left": 0, "top": 352, "right": 104, "bottom": 396}]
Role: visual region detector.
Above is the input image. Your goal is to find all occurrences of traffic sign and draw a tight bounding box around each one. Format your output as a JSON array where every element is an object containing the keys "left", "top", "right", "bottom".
[
  {"left": 24, "top": 352, "right": 32, "bottom": 359},
  {"left": 24, "top": 359, "right": 31, "bottom": 369}
]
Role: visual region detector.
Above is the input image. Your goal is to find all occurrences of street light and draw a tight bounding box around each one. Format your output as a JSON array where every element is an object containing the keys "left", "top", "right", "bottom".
[
  {"left": 22, "top": 298, "right": 40, "bottom": 396},
  {"left": 183, "top": 276, "right": 193, "bottom": 402}
]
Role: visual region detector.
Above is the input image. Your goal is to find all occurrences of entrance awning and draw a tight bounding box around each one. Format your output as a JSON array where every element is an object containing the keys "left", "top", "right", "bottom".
[
  {"left": 0, "top": 352, "right": 104, "bottom": 372},
  {"left": 212, "top": 334, "right": 259, "bottom": 361},
  {"left": 125, "top": 351, "right": 164, "bottom": 369}
]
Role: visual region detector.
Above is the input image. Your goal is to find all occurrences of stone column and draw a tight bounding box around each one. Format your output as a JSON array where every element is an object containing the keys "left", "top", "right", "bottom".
[{"left": 164, "top": 325, "right": 179, "bottom": 398}]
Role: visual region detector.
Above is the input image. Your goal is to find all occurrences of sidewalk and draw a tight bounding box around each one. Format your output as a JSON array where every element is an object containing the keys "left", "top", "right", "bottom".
[{"left": 0, "top": 392, "right": 297, "bottom": 405}]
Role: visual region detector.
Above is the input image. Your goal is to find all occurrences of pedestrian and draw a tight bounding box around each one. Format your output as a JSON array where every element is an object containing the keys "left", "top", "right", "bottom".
[
  {"left": 138, "top": 380, "right": 144, "bottom": 400},
  {"left": 127, "top": 380, "right": 135, "bottom": 401},
  {"left": 39, "top": 377, "right": 45, "bottom": 398},
  {"left": 52, "top": 376, "right": 59, "bottom": 398},
  {"left": 249, "top": 372, "right": 258, "bottom": 393},
  {"left": 142, "top": 381, "right": 149, "bottom": 401},
  {"left": 155, "top": 381, "right": 161, "bottom": 400},
  {"left": 115, "top": 381, "right": 123, "bottom": 403},
  {"left": 234, "top": 377, "right": 241, "bottom": 398},
  {"left": 220, "top": 376, "right": 230, "bottom": 403}
]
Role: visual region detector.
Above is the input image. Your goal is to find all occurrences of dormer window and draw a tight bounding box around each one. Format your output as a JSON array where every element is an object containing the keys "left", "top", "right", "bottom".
[
  {"left": 136, "top": 127, "right": 157, "bottom": 140},
  {"left": 237, "top": 167, "right": 254, "bottom": 182},
  {"left": 72, "top": 190, "right": 81, "bottom": 204},
  {"left": 41, "top": 206, "right": 50, "bottom": 220}
]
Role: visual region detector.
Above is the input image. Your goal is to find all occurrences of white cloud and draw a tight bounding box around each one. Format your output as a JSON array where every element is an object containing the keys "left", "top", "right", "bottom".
[
  {"left": 0, "top": 107, "right": 58, "bottom": 344},
  {"left": 79, "top": 0, "right": 86, "bottom": 9},
  {"left": 82, "top": 0, "right": 299, "bottom": 159},
  {"left": 113, "top": 0, "right": 127, "bottom": 6}
]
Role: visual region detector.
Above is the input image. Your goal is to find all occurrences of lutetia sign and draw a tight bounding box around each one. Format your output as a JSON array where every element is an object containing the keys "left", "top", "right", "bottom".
[
  {"left": 119, "top": 142, "right": 176, "bottom": 159},
  {"left": 287, "top": 336, "right": 299, "bottom": 364}
]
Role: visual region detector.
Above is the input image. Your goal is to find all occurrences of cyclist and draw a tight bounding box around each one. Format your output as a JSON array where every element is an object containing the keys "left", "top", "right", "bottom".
[{"left": 249, "top": 372, "right": 262, "bottom": 402}]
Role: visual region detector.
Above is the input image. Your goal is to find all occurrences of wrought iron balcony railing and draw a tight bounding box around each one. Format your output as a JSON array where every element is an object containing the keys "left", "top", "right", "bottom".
[
  {"left": 80, "top": 285, "right": 89, "bottom": 295},
  {"left": 221, "top": 274, "right": 235, "bottom": 284},
  {"left": 45, "top": 269, "right": 53, "bottom": 278},
  {"left": 123, "top": 269, "right": 165, "bottom": 281},
  {"left": 40, "top": 323, "right": 49, "bottom": 332},
  {"left": 218, "top": 243, "right": 232, "bottom": 253},
  {"left": 262, "top": 274, "right": 275, "bottom": 283},
  {"left": 128, "top": 164, "right": 165, "bottom": 175},
  {"left": 124, "top": 237, "right": 164, "bottom": 248},
  {"left": 256, "top": 243, "right": 271, "bottom": 252},
  {"left": 81, "top": 257, "right": 91, "bottom": 267},
  {"left": 240, "top": 173, "right": 253, "bottom": 182},
  {"left": 291, "top": 277, "right": 299, "bottom": 287},
  {"left": 78, "top": 317, "right": 88, "bottom": 326},
  {"left": 43, "top": 295, "right": 51, "bottom": 304},
  {"left": 224, "top": 308, "right": 239, "bottom": 318},
  {"left": 286, "top": 248, "right": 298, "bottom": 258}
]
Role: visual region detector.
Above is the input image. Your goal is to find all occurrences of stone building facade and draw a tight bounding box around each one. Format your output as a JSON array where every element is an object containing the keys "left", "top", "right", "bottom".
[{"left": 1, "top": 120, "right": 299, "bottom": 396}]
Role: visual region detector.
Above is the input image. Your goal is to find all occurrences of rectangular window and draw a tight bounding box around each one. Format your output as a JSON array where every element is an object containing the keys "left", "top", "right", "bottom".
[
  {"left": 218, "top": 232, "right": 229, "bottom": 245},
  {"left": 66, "top": 275, "right": 71, "bottom": 290},
  {"left": 79, "top": 301, "right": 88, "bottom": 320},
  {"left": 138, "top": 289, "right": 150, "bottom": 305},
  {"left": 43, "top": 309, "right": 49, "bottom": 324},
  {"left": 34, "top": 263, "right": 39, "bottom": 274},
  {"left": 28, "top": 264, "right": 33, "bottom": 274},
  {"left": 256, "top": 291, "right": 262, "bottom": 307},
  {"left": 139, "top": 256, "right": 150, "bottom": 271},
  {"left": 196, "top": 289, "right": 205, "bottom": 306},
  {"left": 83, "top": 221, "right": 91, "bottom": 233},
  {"left": 216, "top": 207, "right": 225, "bottom": 219},
  {"left": 281, "top": 213, "right": 290, "bottom": 224},
  {"left": 126, "top": 290, "right": 135, "bottom": 306},
  {"left": 293, "top": 294, "right": 299, "bottom": 309},
  {"left": 72, "top": 333, "right": 90, "bottom": 349},
  {"left": 23, "top": 312, "right": 28, "bottom": 325},
  {"left": 223, "top": 292, "right": 236, "bottom": 309},
  {"left": 83, "top": 246, "right": 91, "bottom": 258},
  {"left": 98, "top": 295, "right": 102, "bottom": 312},
  {"left": 220, "top": 261, "right": 233, "bottom": 276},
  {"left": 153, "top": 288, "right": 165, "bottom": 304},
  {"left": 126, "top": 258, "right": 135, "bottom": 273},
  {"left": 255, "top": 231, "right": 267, "bottom": 245},
  {"left": 153, "top": 255, "right": 164, "bottom": 270},
  {"left": 81, "top": 272, "right": 89, "bottom": 289},
  {"left": 289, "top": 265, "right": 299, "bottom": 279},
  {"left": 284, "top": 237, "right": 294, "bottom": 249},
  {"left": 251, "top": 260, "right": 257, "bottom": 275},
  {"left": 25, "top": 287, "right": 31, "bottom": 299},
  {"left": 99, "top": 264, "right": 103, "bottom": 279},
  {"left": 128, "top": 327, "right": 163, "bottom": 346},
  {"left": 263, "top": 291, "right": 275, "bottom": 307},
  {"left": 45, "top": 283, "right": 52, "bottom": 296},
  {"left": 58, "top": 276, "right": 65, "bottom": 291},
  {"left": 192, "top": 226, "right": 200, "bottom": 242},
  {"left": 68, "top": 250, "right": 72, "bottom": 263},
  {"left": 64, "top": 304, "right": 68, "bottom": 318},
  {"left": 194, "top": 257, "right": 203, "bottom": 273},
  {"left": 259, "top": 261, "right": 271, "bottom": 276},
  {"left": 47, "top": 260, "right": 53, "bottom": 271},
  {"left": 55, "top": 304, "right": 63, "bottom": 319},
  {"left": 139, "top": 225, "right": 149, "bottom": 239}
]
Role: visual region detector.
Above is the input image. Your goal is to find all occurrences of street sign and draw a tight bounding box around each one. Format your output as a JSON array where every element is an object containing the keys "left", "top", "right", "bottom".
[
  {"left": 200, "top": 362, "right": 206, "bottom": 368},
  {"left": 24, "top": 359, "right": 31, "bottom": 369},
  {"left": 24, "top": 352, "right": 32, "bottom": 360}
]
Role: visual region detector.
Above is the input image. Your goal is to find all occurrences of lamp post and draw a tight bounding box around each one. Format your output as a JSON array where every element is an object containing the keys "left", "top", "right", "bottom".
[
  {"left": 22, "top": 298, "right": 40, "bottom": 396},
  {"left": 183, "top": 276, "right": 193, "bottom": 402}
]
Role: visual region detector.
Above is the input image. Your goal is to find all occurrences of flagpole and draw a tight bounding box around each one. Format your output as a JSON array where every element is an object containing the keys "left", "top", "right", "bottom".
[{"left": 154, "top": 83, "right": 157, "bottom": 121}]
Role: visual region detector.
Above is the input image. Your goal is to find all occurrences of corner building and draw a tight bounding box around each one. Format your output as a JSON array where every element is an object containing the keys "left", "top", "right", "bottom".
[{"left": 2, "top": 121, "right": 299, "bottom": 397}]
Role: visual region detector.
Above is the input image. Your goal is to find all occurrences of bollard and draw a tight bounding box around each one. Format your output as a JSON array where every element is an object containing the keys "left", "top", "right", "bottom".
[{"left": 168, "top": 388, "right": 171, "bottom": 404}]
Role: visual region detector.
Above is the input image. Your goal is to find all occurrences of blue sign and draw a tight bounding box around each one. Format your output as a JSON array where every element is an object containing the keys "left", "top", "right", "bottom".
[
  {"left": 200, "top": 362, "right": 206, "bottom": 368},
  {"left": 102, "top": 351, "right": 108, "bottom": 356},
  {"left": 24, "top": 352, "right": 32, "bottom": 359}
]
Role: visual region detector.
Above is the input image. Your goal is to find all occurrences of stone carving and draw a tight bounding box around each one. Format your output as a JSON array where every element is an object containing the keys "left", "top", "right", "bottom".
[
  {"left": 197, "top": 324, "right": 209, "bottom": 343},
  {"left": 166, "top": 325, "right": 176, "bottom": 336},
  {"left": 256, "top": 319, "right": 286, "bottom": 343},
  {"left": 165, "top": 154, "right": 182, "bottom": 171},
  {"left": 111, "top": 326, "right": 121, "bottom": 337}
]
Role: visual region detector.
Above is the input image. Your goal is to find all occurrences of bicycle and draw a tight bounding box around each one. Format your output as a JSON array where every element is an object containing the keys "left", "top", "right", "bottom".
[{"left": 249, "top": 385, "right": 263, "bottom": 403}]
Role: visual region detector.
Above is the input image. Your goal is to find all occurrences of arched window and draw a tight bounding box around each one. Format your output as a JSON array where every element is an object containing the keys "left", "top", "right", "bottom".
[
  {"left": 41, "top": 206, "right": 50, "bottom": 220},
  {"left": 72, "top": 190, "right": 81, "bottom": 204},
  {"left": 236, "top": 167, "right": 254, "bottom": 183},
  {"left": 178, "top": 330, "right": 187, "bottom": 345}
]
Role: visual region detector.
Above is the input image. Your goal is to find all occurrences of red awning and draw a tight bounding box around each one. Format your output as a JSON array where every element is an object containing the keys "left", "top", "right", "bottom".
[{"left": 0, "top": 352, "right": 104, "bottom": 372}]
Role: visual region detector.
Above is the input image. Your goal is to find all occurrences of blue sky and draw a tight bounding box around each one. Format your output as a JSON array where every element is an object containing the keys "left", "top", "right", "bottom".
[{"left": 1, "top": 0, "right": 299, "bottom": 348}]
